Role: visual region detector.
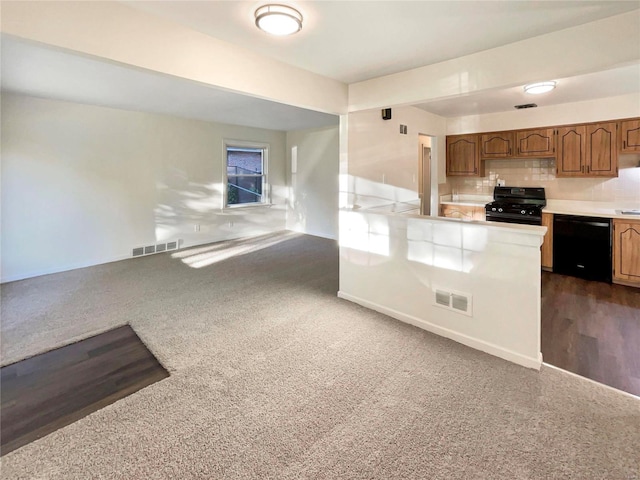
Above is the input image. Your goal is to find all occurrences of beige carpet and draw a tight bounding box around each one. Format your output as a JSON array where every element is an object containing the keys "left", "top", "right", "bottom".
[{"left": 1, "top": 231, "right": 638, "bottom": 479}]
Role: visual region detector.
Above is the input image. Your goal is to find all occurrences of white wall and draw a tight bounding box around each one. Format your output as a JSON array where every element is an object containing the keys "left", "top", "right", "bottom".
[
  {"left": 339, "top": 211, "right": 545, "bottom": 369},
  {"left": 346, "top": 106, "right": 447, "bottom": 210},
  {"left": 286, "top": 126, "right": 340, "bottom": 239},
  {"left": 1, "top": 93, "right": 287, "bottom": 282}
]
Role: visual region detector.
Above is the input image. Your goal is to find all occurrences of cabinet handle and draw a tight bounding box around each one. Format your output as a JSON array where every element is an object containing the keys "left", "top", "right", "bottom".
[{"left": 587, "top": 166, "right": 590, "bottom": 173}]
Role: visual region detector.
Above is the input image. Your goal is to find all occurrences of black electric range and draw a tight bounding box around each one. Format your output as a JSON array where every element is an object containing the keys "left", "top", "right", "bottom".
[{"left": 485, "top": 187, "right": 546, "bottom": 226}]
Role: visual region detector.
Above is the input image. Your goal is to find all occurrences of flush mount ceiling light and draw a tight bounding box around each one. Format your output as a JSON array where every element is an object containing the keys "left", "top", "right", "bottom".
[
  {"left": 255, "top": 4, "right": 303, "bottom": 36},
  {"left": 524, "top": 81, "right": 557, "bottom": 95}
]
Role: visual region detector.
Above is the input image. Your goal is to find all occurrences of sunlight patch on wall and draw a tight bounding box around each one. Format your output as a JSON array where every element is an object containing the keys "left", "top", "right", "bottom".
[
  {"left": 406, "top": 218, "right": 487, "bottom": 273},
  {"left": 339, "top": 211, "right": 390, "bottom": 257},
  {"left": 339, "top": 174, "right": 419, "bottom": 211},
  {"left": 154, "top": 225, "right": 175, "bottom": 242}
]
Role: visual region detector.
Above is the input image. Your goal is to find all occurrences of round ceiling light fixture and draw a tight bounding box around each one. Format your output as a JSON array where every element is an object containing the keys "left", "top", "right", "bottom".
[
  {"left": 524, "top": 81, "right": 557, "bottom": 95},
  {"left": 255, "top": 4, "right": 303, "bottom": 36}
]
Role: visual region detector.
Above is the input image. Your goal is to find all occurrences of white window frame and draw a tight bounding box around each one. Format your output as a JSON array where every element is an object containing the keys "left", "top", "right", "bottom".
[{"left": 223, "top": 139, "right": 270, "bottom": 209}]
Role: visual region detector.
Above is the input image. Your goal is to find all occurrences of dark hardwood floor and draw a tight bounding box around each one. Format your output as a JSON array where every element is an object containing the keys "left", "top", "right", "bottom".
[
  {"left": 541, "top": 272, "right": 640, "bottom": 397},
  {"left": 1, "top": 325, "right": 169, "bottom": 455}
]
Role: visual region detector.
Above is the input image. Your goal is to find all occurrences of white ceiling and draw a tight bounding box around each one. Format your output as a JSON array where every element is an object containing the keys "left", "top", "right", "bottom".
[
  {"left": 2, "top": 1, "right": 639, "bottom": 127},
  {"left": 415, "top": 64, "right": 640, "bottom": 117},
  {"left": 121, "top": 0, "right": 640, "bottom": 84}
]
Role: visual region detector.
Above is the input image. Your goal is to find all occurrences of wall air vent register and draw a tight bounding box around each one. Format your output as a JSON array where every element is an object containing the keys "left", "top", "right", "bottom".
[
  {"left": 433, "top": 287, "right": 473, "bottom": 316},
  {"left": 132, "top": 240, "right": 180, "bottom": 257}
]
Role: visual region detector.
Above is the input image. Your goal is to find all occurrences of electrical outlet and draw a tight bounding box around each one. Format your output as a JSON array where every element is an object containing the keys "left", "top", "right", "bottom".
[
  {"left": 194, "top": 224, "right": 200, "bottom": 232},
  {"left": 228, "top": 221, "right": 234, "bottom": 228}
]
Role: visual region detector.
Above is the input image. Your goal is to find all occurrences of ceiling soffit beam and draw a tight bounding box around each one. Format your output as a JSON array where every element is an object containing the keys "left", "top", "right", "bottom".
[
  {"left": 0, "top": 0, "right": 348, "bottom": 116},
  {"left": 348, "top": 10, "right": 640, "bottom": 112}
]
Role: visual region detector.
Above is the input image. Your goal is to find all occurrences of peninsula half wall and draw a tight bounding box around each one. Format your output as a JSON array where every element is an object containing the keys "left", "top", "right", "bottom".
[{"left": 339, "top": 209, "right": 546, "bottom": 370}]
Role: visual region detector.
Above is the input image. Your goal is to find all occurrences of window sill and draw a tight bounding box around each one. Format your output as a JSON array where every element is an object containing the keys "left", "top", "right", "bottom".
[{"left": 223, "top": 203, "right": 274, "bottom": 212}]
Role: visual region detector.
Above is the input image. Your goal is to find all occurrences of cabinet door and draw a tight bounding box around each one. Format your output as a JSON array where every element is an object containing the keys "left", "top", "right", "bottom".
[
  {"left": 480, "top": 132, "right": 514, "bottom": 158},
  {"left": 472, "top": 206, "right": 486, "bottom": 221},
  {"left": 541, "top": 212, "right": 553, "bottom": 269},
  {"left": 446, "top": 135, "right": 480, "bottom": 176},
  {"left": 516, "top": 129, "right": 555, "bottom": 157},
  {"left": 613, "top": 220, "right": 640, "bottom": 285},
  {"left": 440, "top": 204, "right": 474, "bottom": 220},
  {"left": 556, "top": 126, "right": 585, "bottom": 177},
  {"left": 619, "top": 119, "right": 640, "bottom": 153},
  {"left": 585, "top": 122, "right": 618, "bottom": 177}
]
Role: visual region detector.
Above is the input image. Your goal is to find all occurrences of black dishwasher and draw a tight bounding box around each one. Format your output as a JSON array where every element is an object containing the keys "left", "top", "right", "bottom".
[{"left": 553, "top": 214, "right": 612, "bottom": 283}]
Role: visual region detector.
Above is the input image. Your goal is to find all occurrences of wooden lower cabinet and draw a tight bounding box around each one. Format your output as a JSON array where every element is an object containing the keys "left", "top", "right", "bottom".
[
  {"left": 541, "top": 213, "right": 553, "bottom": 270},
  {"left": 613, "top": 219, "right": 640, "bottom": 286},
  {"left": 440, "top": 204, "right": 485, "bottom": 221}
]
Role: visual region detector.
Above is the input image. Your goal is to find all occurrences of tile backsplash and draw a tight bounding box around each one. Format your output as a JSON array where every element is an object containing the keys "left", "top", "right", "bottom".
[{"left": 448, "top": 155, "right": 640, "bottom": 202}]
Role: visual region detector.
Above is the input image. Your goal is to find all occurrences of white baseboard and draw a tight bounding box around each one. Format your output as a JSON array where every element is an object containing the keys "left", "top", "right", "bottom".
[
  {"left": 285, "top": 226, "right": 337, "bottom": 241},
  {"left": 1, "top": 228, "right": 285, "bottom": 284},
  {"left": 1, "top": 254, "right": 131, "bottom": 284},
  {"left": 337, "top": 291, "right": 542, "bottom": 371}
]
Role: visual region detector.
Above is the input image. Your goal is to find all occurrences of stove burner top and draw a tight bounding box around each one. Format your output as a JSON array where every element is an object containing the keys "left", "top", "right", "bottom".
[{"left": 485, "top": 187, "right": 546, "bottom": 225}]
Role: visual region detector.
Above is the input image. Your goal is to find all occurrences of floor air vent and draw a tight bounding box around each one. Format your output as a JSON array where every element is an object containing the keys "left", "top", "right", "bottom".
[
  {"left": 132, "top": 240, "right": 181, "bottom": 258},
  {"left": 433, "top": 287, "right": 473, "bottom": 316}
]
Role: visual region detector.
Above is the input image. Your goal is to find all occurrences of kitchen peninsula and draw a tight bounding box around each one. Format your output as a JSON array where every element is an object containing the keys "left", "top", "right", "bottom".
[
  {"left": 438, "top": 194, "right": 640, "bottom": 287},
  {"left": 339, "top": 206, "right": 547, "bottom": 370}
]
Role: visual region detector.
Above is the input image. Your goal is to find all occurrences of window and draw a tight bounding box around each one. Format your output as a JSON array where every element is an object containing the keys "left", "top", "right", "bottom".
[{"left": 224, "top": 142, "right": 268, "bottom": 207}]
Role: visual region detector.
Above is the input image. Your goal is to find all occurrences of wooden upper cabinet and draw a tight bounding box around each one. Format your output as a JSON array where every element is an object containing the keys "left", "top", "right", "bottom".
[
  {"left": 556, "top": 123, "right": 618, "bottom": 177},
  {"left": 480, "top": 132, "right": 515, "bottom": 158},
  {"left": 516, "top": 129, "right": 556, "bottom": 157},
  {"left": 613, "top": 219, "right": 640, "bottom": 286},
  {"left": 556, "top": 125, "right": 585, "bottom": 177},
  {"left": 585, "top": 122, "right": 617, "bottom": 177},
  {"left": 447, "top": 118, "right": 629, "bottom": 177},
  {"left": 446, "top": 134, "right": 481, "bottom": 176},
  {"left": 619, "top": 119, "right": 640, "bottom": 153}
]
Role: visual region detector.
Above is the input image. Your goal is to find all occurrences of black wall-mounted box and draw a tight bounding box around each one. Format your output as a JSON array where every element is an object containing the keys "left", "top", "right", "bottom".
[{"left": 381, "top": 108, "right": 392, "bottom": 120}]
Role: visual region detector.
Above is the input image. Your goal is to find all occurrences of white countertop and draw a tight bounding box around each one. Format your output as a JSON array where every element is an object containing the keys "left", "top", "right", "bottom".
[
  {"left": 348, "top": 202, "right": 546, "bottom": 237},
  {"left": 439, "top": 195, "right": 640, "bottom": 221},
  {"left": 543, "top": 200, "right": 640, "bottom": 221}
]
